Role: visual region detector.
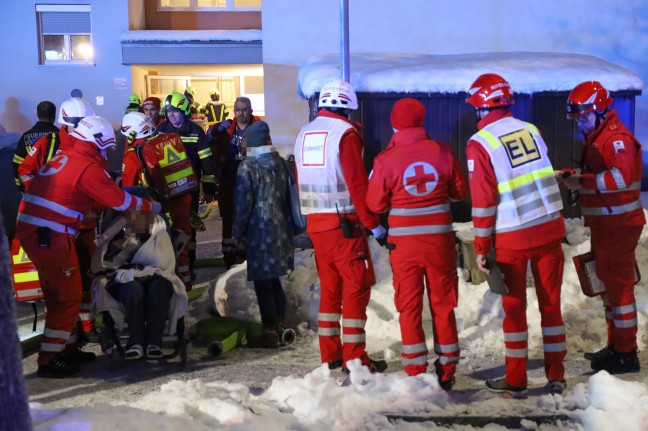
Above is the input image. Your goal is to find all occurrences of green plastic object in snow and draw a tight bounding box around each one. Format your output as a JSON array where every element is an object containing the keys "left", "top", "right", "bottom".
[{"left": 195, "top": 316, "right": 263, "bottom": 357}]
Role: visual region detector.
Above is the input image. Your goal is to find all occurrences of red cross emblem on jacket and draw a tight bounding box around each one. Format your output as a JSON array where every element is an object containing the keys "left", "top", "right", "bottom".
[
  {"left": 403, "top": 162, "right": 438, "bottom": 196},
  {"left": 39, "top": 154, "right": 68, "bottom": 176}
]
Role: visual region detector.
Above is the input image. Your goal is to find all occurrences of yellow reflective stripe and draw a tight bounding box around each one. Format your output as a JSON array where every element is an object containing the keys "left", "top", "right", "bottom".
[
  {"left": 197, "top": 148, "right": 212, "bottom": 159},
  {"left": 160, "top": 146, "right": 187, "bottom": 168},
  {"left": 498, "top": 166, "right": 555, "bottom": 193},
  {"left": 46, "top": 134, "right": 57, "bottom": 162},
  {"left": 12, "top": 247, "right": 32, "bottom": 265},
  {"left": 181, "top": 137, "right": 199, "bottom": 143},
  {"left": 13, "top": 154, "right": 24, "bottom": 164},
  {"left": 14, "top": 271, "right": 40, "bottom": 283},
  {"left": 202, "top": 174, "right": 216, "bottom": 184},
  {"left": 523, "top": 122, "right": 539, "bottom": 135},
  {"left": 476, "top": 129, "right": 501, "bottom": 149},
  {"left": 165, "top": 166, "right": 194, "bottom": 184}
]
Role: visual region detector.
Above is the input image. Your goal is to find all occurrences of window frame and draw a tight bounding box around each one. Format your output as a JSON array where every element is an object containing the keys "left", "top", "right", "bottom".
[
  {"left": 157, "top": 0, "right": 261, "bottom": 12},
  {"left": 36, "top": 4, "right": 94, "bottom": 66}
]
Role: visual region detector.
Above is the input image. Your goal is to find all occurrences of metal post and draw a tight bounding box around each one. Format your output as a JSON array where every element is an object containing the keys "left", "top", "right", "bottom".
[{"left": 340, "top": 0, "right": 350, "bottom": 83}]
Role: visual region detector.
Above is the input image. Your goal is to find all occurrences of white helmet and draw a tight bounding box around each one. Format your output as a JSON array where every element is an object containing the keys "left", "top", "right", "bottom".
[
  {"left": 209, "top": 87, "right": 219, "bottom": 97},
  {"left": 70, "top": 116, "right": 116, "bottom": 150},
  {"left": 57, "top": 97, "right": 95, "bottom": 127},
  {"left": 318, "top": 79, "right": 358, "bottom": 110},
  {"left": 120, "top": 112, "right": 154, "bottom": 139}
]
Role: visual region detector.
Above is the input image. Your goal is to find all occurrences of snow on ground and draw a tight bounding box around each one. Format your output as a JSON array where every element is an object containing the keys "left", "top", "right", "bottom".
[{"left": 29, "top": 214, "right": 648, "bottom": 430}]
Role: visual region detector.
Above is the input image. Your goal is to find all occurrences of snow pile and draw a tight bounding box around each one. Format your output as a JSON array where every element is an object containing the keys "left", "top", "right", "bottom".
[
  {"left": 30, "top": 214, "right": 648, "bottom": 430},
  {"left": 297, "top": 52, "right": 644, "bottom": 99},
  {"left": 121, "top": 30, "right": 262, "bottom": 43}
]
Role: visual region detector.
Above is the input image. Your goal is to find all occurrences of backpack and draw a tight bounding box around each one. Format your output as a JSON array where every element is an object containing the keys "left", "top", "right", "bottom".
[
  {"left": 284, "top": 155, "right": 306, "bottom": 235},
  {"left": 136, "top": 133, "right": 198, "bottom": 200}
]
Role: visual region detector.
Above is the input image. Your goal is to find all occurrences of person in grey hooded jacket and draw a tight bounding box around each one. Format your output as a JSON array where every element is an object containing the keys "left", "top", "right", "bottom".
[{"left": 233, "top": 121, "right": 294, "bottom": 348}]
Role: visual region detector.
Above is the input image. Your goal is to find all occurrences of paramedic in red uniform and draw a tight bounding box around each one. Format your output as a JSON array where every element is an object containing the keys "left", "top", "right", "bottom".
[
  {"left": 366, "top": 98, "right": 467, "bottom": 390},
  {"left": 558, "top": 81, "right": 644, "bottom": 374},
  {"left": 294, "top": 79, "right": 387, "bottom": 374},
  {"left": 120, "top": 111, "right": 194, "bottom": 291},
  {"left": 465, "top": 73, "right": 567, "bottom": 396},
  {"left": 15, "top": 115, "right": 159, "bottom": 378},
  {"left": 18, "top": 97, "right": 98, "bottom": 335}
]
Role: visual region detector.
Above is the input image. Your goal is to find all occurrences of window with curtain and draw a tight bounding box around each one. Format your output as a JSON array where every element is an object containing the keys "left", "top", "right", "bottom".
[{"left": 37, "top": 5, "right": 93, "bottom": 65}]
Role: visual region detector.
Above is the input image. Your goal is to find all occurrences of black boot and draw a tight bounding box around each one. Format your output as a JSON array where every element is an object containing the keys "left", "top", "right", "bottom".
[
  {"left": 37, "top": 358, "right": 81, "bottom": 378},
  {"left": 591, "top": 348, "right": 640, "bottom": 374},
  {"left": 584, "top": 345, "right": 612, "bottom": 361},
  {"left": 247, "top": 325, "right": 279, "bottom": 348}
]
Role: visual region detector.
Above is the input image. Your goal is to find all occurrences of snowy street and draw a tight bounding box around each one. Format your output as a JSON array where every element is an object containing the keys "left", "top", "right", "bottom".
[{"left": 20, "top": 207, "right": 648, "bottom": 430}]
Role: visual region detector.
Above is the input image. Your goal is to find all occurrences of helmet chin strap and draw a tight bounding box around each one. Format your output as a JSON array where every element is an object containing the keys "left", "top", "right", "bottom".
[{"left": 594, "top": 108, "right": 608, "bottom": 130}]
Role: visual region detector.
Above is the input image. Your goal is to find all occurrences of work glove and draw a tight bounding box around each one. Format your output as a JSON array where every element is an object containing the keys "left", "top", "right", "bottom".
[
  {"left": 217, "top": 120, "right": 232, "bottom": 132},
  {"left": 370, "top": 225, "right": 387, "bottom": 240},
  {"left": 150, "top": 201, "right": 162, "bottom": 215}
]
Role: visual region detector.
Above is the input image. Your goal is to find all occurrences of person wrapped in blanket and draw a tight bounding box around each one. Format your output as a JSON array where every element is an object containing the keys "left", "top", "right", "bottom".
[{"left": 92, "top": 187, "right": 188, "bottom": 360}]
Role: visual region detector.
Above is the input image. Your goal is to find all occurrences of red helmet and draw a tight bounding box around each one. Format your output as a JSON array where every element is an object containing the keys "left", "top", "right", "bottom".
[
  {"left": 566, "top": 81, "right": 613, "bottom": 119},
  {"left": 466, "top": 73, "right": 515, "bottom": 109}
]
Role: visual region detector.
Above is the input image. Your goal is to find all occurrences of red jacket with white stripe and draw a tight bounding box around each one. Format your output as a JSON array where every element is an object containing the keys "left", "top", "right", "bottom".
[
  {"left": 366, "top": 127, "right": 467, "bottom": 240},
  {"left": 466, "top": 110, "right": 565, "bottom": 254},
  {"left": 17, "top": 137, "right": 153, "bottom": 235},
  {"left": 579, "top": 109, "right": 645, "bottom": 228},
  {"left": 17, "top": 127, "right": 72, "bottom": 190}
]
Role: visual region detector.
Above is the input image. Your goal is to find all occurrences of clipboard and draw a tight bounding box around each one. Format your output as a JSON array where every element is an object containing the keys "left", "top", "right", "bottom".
[
  {"left": 573, "top": 251, "right": 641, "bottom": 297},
  {"left": 484, "top": 250, "right": 508, "bottom": 295}
]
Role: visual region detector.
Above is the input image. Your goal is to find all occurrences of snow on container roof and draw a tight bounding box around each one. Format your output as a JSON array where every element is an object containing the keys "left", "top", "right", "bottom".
[
  {"left": 121, "top": 30, "right": 262, "bottom": 43},
  {"left": 297, "top": 52, "right": 643, "bottom": 99}
]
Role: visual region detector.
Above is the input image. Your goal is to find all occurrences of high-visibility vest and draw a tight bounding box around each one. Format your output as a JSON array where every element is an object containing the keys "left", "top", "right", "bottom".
[
  {"left": 294, "top": 116, "right": 356, "bottom": 215},
  {"left": 10, "top": 238, "right": 43, "bottom": 301},
  {"left": 137, "top": 133, "right": 198, "bottom": 200},
  {"left": 470, "top": 117, "right": 563, "bottom": 232}
]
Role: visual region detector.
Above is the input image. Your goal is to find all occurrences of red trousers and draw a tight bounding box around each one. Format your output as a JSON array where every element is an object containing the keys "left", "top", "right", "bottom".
[
  {"left": 591, "top": 225, "right": 642, "bottom": 353},
  {"left": 497, "top": 240, "right": 566, "bottom": 387},
  {"left": 75, "top": 228, "right": 96, "bottom": 332},
  {"left": 16, "top": 225, "right": 82, "bottom": 365},
  {"left": 389, "top": 235, "right": 459, "bottom": 380},
  {"left": 310, "top": 224, "right": 375, "bottom": 367},
  {"left": 165, "top": 194, "right": 193, "bottom": 285}
]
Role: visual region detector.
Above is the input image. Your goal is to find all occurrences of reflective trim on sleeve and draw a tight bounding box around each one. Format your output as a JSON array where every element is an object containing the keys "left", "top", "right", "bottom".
[
  {"left": 472, "top": 206, "right": 497, "bottom": 217},
  {"left": 474, "top": 227, "right": 494, "bottom": 237},
  {"left": 197, "top": 148, "right": 213, "bottom": 159},
  {"left": 114, "top": 192, "right": 133, "bottom": 211},
  {"left": 610, "top": 167, "right": 627, "bottom": 189}
]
